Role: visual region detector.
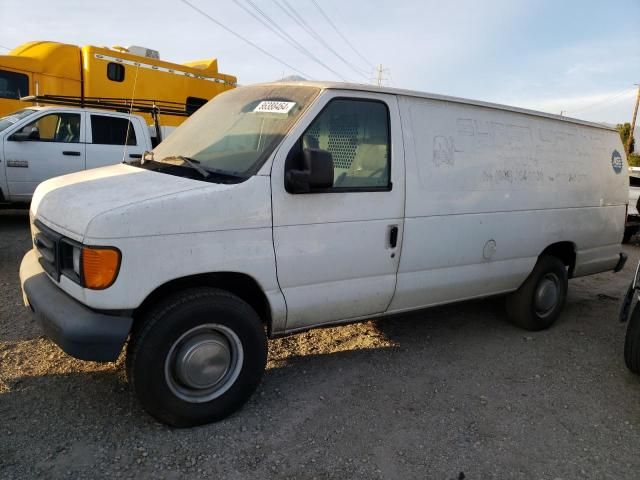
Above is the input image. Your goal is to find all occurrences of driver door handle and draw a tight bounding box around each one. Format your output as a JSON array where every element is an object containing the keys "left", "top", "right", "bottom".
[
  {"left": 388, "top": 225, "right": 399, "bottom": 248},
  {"left": 63, "top": 151, "right": 81, "bottom": 156}
]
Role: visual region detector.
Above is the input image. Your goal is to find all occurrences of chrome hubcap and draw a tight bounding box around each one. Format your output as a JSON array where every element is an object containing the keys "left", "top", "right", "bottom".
[
  {"left": 165, "top": 324, "right": 243, "bottom": 403},
  {"left": 534, "top": 274, "right": 559, "bottom": 317},
  {"left": 175, "top": 333, "right": 231, "bottom": 389}
]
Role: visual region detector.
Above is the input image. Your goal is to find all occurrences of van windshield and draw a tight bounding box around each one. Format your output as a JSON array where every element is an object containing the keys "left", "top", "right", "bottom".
[
  {"left": 148, "top": 85, "right": 320, "bottom": 181},
  {"left": 0, "top": 108, "right": 36, "bottom": 133}
]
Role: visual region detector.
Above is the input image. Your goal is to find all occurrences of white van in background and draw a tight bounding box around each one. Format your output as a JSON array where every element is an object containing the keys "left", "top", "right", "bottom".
[
  {"left": 0, "top": 106, "right": 153, "bottom": 204},
  {"left": 20, "top": 82, "right": 628, "bottom": 426}
]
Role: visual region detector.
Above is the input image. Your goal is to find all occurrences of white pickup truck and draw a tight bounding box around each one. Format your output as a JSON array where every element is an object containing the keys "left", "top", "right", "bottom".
[{"left": 0, "top": 106, "right": 152, "bottom": 205}]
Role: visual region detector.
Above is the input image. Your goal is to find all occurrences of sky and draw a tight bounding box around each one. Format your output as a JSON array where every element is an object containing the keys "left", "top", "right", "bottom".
[{"left": 0, "top": 0, "right": 639, "bottom": 125}]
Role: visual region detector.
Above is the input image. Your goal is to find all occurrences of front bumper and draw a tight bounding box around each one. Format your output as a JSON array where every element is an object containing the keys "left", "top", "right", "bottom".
[{"left": 19, "top": 249, "right": 132, "bottom": 362}]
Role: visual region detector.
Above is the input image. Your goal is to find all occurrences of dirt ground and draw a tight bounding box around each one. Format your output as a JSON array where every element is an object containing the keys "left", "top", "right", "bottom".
[{"left": 1, "top": 208, "right": 640, "bottom": 479}]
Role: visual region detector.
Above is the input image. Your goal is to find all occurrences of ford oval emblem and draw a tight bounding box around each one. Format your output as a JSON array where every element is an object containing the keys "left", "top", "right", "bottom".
[{"left": 612, "top": 150, "right": 623, "bottom": 174}]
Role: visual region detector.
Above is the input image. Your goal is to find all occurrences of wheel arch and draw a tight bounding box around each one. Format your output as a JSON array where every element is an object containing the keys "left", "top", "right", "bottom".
[
  {"left": 540, "top": 241, "right": 577, "bottom": 278},
  {"left": 133, "top": 272, "right": 273, "bottom": 335}
]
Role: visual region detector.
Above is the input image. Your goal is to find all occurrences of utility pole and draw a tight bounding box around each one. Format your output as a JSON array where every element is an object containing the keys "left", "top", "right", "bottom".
[
  {"left": 374, "top": 64, "right": 391, "bottom": 87},
  {"left": 376, "top": 64, "right": 384, "bottom": 86},
  {"left": 628, "top": 84, "right": 640, "bottom": 157}
]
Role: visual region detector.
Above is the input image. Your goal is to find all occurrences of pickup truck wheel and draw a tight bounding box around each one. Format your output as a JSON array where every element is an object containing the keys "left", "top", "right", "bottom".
[
  {"left": 624, "top": 303, "right": 640, "bottom": 374},
  {"left": 126, "top": 288, "right": 267, "bottom": 427},
  {"left": 505, "top": 254, "right": 568, "bottom": 331},
  {"left": 623, "top": 227, "right": 636, "bottom": 244}
]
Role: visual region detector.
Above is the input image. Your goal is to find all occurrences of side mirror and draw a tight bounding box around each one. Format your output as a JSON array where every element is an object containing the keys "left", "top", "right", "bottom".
[
  {"left": 285, "top": 148, "right": 334, "bottom": 193},
  {"left": 28, "top": 127, "right": 40, "bottom": 140},
  {"left": 10, "top": 126, "right": 39, "bottom": 142}
]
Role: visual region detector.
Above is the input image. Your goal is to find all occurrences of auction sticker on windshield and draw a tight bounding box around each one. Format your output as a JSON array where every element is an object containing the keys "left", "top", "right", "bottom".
[{"left": 253, "top": 101, "right": 296, "bottom": 114}]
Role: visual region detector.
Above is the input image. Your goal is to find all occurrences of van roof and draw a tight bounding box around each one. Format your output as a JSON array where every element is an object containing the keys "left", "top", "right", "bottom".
[{"left": 260, "top": 81, "right": 616, "bottom": 132}]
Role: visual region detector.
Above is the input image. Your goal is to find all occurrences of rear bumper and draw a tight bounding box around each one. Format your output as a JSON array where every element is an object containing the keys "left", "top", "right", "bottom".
[{"left": 19, "top": 249, "right": 132, "bottom": 362}]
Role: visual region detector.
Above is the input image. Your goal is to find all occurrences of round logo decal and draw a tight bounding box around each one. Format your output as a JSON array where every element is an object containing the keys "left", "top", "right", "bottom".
[{"left": 612, "top": 150, "right": 623, "bottom": 174}]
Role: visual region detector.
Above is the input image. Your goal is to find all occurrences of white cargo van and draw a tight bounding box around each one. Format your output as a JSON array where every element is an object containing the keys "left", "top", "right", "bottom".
[
  {"left": 20, "top": 82, "right": 628, "bottom": 426},
  {"left": 0, "top": 106, "right": 152, "bottom": 204}
]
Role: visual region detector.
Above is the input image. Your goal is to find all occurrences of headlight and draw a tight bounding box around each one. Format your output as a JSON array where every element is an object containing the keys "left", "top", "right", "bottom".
[{"left": 72, "top": 246, "right": 81, "bottom": 276}]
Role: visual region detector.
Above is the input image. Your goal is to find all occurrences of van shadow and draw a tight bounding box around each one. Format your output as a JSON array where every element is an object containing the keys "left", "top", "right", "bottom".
[{"left": 2, "top": 289, "right": 627, "bottom": 447}]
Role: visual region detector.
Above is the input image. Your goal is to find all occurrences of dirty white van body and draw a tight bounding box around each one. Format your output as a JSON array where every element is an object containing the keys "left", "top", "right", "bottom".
[
  {"left": 20, "top": 82, "right": 628, "bottom": 426},
  {"left": 0, "top": 106, "right": 152, "bottom": 205}
]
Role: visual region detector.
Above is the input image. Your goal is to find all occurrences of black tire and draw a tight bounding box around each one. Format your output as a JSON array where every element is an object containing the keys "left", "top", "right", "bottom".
[
  {"left": 126, "top": 287, "right": 267, "bottom": 427},
  {"left": 505, "top": 254, "right": 568, "bottom": 331},
  {"left": 624, "top": 303, "right": 640, "bottom": 374}
]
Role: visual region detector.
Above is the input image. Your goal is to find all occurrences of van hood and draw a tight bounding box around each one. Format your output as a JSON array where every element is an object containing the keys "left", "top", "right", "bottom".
[{"left": 32, "top": 164, "right": 270, "bottom": 241}]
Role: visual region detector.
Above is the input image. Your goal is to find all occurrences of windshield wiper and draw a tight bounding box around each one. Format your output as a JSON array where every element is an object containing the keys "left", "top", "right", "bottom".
[
  {"left": 160, "top": 155, "right": 210, "bottom": 179},
  {"left": 204, "top": 167, "right": 245, "bottom": 180}
]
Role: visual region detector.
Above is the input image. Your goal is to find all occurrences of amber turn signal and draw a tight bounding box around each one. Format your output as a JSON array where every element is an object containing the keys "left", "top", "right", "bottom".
[{"left": 82, "top": 247, "right": 121, "bottom": 289}]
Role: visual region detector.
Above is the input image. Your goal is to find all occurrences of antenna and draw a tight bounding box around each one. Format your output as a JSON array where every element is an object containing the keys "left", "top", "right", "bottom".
[{"left": 122, "top": 63, "right": 141, "bottom": 163}]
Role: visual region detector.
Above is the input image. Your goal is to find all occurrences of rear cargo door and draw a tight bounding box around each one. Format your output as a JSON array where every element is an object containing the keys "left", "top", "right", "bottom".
[{"left": 270, "top": 91, "right": 405, "bottom": 332}]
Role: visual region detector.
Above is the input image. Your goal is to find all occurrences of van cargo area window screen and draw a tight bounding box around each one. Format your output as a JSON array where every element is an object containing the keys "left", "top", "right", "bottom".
[{"left": 302, "top": 98, "right": 391, "bottom": 190}]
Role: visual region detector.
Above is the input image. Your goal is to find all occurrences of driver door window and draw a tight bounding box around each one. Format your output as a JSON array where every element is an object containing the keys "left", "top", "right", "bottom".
[
  {"left": 20, "top": 113, "right": 81, "bottom": 143},
  {"left": 302, "top": 99, "right": 390, "bottom": 190}
]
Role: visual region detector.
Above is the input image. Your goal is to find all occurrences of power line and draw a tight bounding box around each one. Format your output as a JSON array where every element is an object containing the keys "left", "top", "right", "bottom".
[
  {"left": 0, "top": 44, "right": 11, "bottom": 52},
  {"left": 310, "top": 0, "right": 375, "bottom": 72},
  {"left": 282, "top": 0, "right": 369, "bottom": 79},
  {"left": 566, "top": 86, "right": 636, "bottom": 115},
  {"left": 234, "top": 0, "right": 348, "bottom": 80},
  {"left": 179, "top": 0, "right": 312, "bottom": 79},
  {"left": 273, "top": 0, "right": 368, "bottom": 81}
]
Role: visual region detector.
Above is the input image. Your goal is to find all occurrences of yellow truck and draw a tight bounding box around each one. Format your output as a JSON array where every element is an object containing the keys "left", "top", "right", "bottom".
[{"left": 0, "top": 41, "right": 237, "bottom": 126}]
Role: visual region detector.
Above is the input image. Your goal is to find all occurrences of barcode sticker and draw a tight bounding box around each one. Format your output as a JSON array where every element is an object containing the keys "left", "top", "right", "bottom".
[{"left": 253, "top": 101, "right": 296, "bottom": 114}]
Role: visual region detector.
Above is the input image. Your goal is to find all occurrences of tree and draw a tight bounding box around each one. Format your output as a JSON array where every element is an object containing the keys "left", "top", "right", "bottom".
[{"left": 617, "top": 122, "right": 635, "bottom": 154}]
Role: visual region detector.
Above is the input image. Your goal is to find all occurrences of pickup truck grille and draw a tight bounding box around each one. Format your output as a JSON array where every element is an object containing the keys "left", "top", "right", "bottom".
[{"left": 33, "top": 220, "right": 63, "bottom": 281}]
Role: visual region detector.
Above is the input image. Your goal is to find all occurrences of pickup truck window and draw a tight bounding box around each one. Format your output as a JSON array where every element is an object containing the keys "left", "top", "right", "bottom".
[
  {"left": 149, "top": 85, "right": 320, "bottom": 180},
  {"left": 90, "top": 115, "right": 137, "bottom": 145},
  {"left": 0, "top": 108, "right": 36, "bottom": 133},
  {"left": 0, "top": 70, "right": 29, "bottom": 99},
  {"left": 16, "top": 113, "right": 81, "bottom": 143},
  {"left": 302, "top": 98, "right": 390, "bottom": 190}
]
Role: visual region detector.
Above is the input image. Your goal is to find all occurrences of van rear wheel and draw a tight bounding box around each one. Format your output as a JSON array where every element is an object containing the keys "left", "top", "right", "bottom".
[
  {"left": 505, "top": 254, "right": 568, "bottom": 331},
  {"left": 126, "top": 288, "right": 267, "bottom": 427}
]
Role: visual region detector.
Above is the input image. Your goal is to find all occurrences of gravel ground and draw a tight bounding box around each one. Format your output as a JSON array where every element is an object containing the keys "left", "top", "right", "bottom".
[{"left": 1, "top": 208, "right": 640, "bottom": 479}]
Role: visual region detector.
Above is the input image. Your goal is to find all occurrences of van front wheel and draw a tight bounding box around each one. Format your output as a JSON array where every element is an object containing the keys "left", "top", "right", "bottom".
[
  {"left": 126, "top": 288, "right": 267, "bottom": 427},
  {"left": 505, "top": 255, "right": 568, "bottom": 331}
]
